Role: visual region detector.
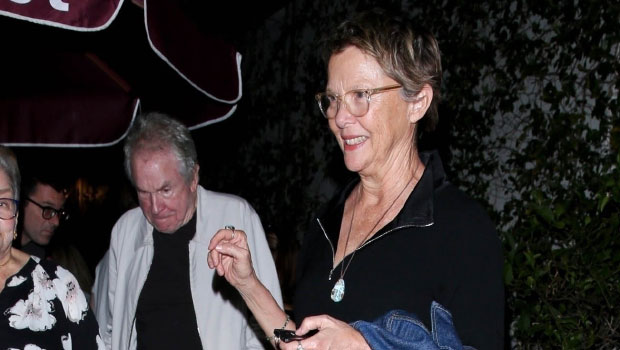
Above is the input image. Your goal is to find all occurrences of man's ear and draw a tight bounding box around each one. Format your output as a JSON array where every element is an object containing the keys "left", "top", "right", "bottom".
[
  {"left": 407, "top": 84, "right": 433, "bottom": 124},
  {"left": 190, "top": 165, "right": 200, "bottom": 191}
]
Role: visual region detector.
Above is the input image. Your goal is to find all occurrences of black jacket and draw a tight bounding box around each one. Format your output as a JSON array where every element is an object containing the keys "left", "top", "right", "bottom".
[{"left": 294, "top": 150, "right": 504, "bottom": 350}]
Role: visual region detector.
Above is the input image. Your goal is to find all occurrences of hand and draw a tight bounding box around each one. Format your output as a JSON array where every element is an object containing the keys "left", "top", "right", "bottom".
[
  {"left": 279, "top": 315, "right": 370, "bottom": 350},
  {"left": 207, "top": 228, "right": 257, "bottom": 290}
]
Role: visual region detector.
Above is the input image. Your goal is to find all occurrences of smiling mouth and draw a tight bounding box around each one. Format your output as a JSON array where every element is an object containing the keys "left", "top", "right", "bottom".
[{"left": 344, "top": 136, "right": 368, "bottom": 145}]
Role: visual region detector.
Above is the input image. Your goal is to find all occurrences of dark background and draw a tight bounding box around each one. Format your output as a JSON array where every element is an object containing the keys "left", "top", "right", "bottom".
[
  {"left": 4, "top": 0, "right": 294, "bottom": 270},
  {"left": 3, "top": 1, "right": 619, "bottom": 347}
]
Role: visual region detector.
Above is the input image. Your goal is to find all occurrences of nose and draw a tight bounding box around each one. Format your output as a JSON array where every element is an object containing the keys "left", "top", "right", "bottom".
[
  {"left": 333, "top": 100, "right": 356, "bottom": 129},
  {"left": 150, "top": 193, "right": 163, "bottom": 215},
  {"left": 49, "top": 214, "right": 60, "bottom": 227}
]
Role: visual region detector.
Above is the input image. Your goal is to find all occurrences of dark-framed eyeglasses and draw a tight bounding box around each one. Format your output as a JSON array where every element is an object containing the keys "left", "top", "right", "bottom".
[
  {"left": 315, "top": 84, "right": 402, "bottom": 119},
  {"left": 26, "top": 198, "right": 69, "bottom": 221},
  {"left": 0, "top": 198, "right": 19, "bottom": 220}
]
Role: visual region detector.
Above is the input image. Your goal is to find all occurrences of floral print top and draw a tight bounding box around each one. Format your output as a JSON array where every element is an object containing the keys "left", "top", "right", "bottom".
[{"left": 1, "top": 257, "right": 103, "bottom": 350}]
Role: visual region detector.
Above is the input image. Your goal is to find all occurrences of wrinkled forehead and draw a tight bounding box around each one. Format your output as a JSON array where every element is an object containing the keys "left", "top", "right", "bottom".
[
  {"left": 132, "top": 148, "right": 186, "bottom": 186},
  {"left": 326, "top": 46, "right": 390, "bottom": 91}
]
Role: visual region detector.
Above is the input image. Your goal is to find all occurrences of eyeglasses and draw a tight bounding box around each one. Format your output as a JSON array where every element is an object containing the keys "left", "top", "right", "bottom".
[
  {"left": 315, "top": 84, "right": 402, "bottom": 119},
  {"left": 26, "top": 198, "right": 69, "bottom": 221},
  {"left": 0, "top": 198, "right": 19, "bottom": 220}
]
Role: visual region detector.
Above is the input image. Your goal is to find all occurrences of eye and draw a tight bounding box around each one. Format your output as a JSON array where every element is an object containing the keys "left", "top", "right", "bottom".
[
  {"left": 44, "top": 208, "right": 58, "bottom": 218},
  {"left": 161, "top": 187, "right": 173, "bottom": 197},
  {"left": 351, "top": 90, "right": 367, "bottom": 101},
  {"left": 326, "top": 94, "right": 338, "bottom": 103}
]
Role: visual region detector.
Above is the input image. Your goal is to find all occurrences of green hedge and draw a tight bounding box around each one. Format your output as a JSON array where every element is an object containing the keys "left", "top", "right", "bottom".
[
  {"left": 427, "top": 1, "right": 620, "bottom": 347},
  {"left": 222, "top": 0, "right": 620, "bottom": 347}
]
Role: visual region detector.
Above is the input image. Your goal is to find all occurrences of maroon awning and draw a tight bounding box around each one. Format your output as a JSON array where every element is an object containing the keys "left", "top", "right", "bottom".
[
  {"left": 0, "top": 0, "right": 123, "bottom": 31},
  {"left": 0, "top": 52, "right": 139, "bottom": 147},
  {"left": 145, "top": 0, "right": 241, "bottom": 104},
  {"left": 0, "top": 0, "right": 241, "bottom": 147}
]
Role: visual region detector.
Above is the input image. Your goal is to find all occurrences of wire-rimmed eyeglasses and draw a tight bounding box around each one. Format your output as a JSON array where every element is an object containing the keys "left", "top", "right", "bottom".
[
  {"left": 26, "top": 198, "right": 69, "bottom": 221},
  {"left": 0, "top": 198, "right": 19, "bottom": 220},
  {"left": 315, "top": 84, "right": 402, "bottom": 119}
]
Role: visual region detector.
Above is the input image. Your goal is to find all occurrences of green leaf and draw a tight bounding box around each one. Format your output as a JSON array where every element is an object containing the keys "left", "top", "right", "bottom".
[
  {"left": 598, "top": 193, "right": 610, "bottom": 212},
  {"left": 533, "top": 203, "right": 555, "bottom": 224},
  {"left": 527, "top": 276, "right": 536, "bottom": 288}
]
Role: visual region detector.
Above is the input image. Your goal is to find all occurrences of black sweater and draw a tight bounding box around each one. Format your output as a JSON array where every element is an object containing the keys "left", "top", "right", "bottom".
[
  {"left": 294, "top": 151, "right": 504, "bottom": 350},
  {"left": 136, "top": 214, "right": 202, "bottom": 350}
]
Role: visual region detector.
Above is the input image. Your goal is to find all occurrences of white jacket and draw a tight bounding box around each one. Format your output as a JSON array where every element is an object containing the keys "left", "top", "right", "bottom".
[{"left": 102, "top": 186, "right": 282, "bottom": 349}]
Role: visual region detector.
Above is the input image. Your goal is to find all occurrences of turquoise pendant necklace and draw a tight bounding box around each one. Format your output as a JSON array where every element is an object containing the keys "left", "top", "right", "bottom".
[
  {"left": 330, "top": 278, "right": 346, "bottom": 302},
  {"left": 329, "top": 170, "right": 417, "bottom": 303}
]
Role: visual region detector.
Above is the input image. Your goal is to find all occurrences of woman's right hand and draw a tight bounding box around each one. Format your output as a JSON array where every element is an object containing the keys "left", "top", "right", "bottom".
[{"left": 207, "top": 228, "right": 257, "bottom": 291}]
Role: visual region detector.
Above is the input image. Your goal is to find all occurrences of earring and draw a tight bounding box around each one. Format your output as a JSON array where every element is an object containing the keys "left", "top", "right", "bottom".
[{"left": 13, "top": 230, "right": 17, "bottom": 240}]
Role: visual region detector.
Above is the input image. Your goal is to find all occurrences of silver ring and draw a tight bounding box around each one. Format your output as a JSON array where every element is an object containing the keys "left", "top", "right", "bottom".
[
  {"left": 224, "top": 225, "right": 235, "bottom": 239},
  {"left": 297, "top": 341, "right": 304, "bottom": 350}
]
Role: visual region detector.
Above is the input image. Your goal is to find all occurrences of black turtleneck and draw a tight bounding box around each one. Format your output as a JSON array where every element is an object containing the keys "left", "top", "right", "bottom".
[{"left": 136, "top": 213, "right": 202, "bottom": 350}]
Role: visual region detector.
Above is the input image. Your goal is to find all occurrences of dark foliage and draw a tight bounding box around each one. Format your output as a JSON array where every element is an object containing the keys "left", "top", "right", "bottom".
[{"left": 201, "top": 0, "right": 619, "bottom": 347}]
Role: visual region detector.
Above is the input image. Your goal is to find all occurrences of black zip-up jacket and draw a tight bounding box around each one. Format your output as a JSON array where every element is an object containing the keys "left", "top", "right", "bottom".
[{"left": 294, "top": 150, "right": 504, "bottom": 350}]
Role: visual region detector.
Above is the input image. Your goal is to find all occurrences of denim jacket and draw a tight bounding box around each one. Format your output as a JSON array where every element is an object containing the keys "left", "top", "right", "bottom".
[{"left": 351, "top": 302, "right": 475, "bottom": 350}]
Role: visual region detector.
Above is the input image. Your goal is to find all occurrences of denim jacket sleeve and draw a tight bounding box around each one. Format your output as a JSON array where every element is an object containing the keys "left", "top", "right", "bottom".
[{"left": 351, "top": 302, "right": 475, "bottom": 350}]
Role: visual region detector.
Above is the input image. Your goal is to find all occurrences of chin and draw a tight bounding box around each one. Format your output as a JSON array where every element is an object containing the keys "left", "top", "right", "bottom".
[
  {"left": 154, "top": 222, "right": 180, "bottom": 234},
  {"left": 154, "top": 225, "right": 174, "bottom": 234},
  {"left": 343, "top": 157, "right": 366, "bottom": 174},
  {"left": 35, "top": 238, "right": 52, "bottom": 246}
]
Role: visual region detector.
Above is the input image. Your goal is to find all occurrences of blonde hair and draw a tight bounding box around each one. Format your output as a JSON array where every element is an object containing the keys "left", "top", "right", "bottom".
[{"left": 321, "top": 8, "right": 442, "bottom": 135}]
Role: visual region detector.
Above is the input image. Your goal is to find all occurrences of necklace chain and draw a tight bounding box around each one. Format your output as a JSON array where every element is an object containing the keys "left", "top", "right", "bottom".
[{"left": 335, "top": 162, "right": 421, "bottom": 282}]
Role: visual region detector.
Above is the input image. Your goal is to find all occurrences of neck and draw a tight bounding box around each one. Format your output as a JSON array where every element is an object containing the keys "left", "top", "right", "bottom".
[
  {"left": 0, "top": 248, "right": 12, "bottom": 267},
  {"left": 177, "top": 194, "right": 198, "bottom": 231},
  {"left": 358, "top": 150, "right": 423, "bottom": 205},
  {"left": 187, "top": 195, "right": 198, "bottom": 223}
]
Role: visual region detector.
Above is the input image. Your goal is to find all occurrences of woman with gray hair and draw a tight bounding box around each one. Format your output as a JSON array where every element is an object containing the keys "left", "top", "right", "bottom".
[
  {"left": 0, "top": 146, "right": 103, "bottom": 349},
  {"left": 209, "top": 8, "right": 503, "bottom": 350}
]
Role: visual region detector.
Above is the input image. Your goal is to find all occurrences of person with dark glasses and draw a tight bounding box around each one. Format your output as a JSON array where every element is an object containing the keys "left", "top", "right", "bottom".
[{"left": 16, "top": 173, "right": 68, "bottom": 259}]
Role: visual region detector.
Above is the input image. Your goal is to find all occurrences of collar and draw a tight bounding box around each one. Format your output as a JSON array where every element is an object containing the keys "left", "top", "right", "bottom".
[
  {"left": 152, "top": 212, "right": 197, "bottom": 241},
  {"left": 317, "top": 150, "right": 447, "bottom": 245}
]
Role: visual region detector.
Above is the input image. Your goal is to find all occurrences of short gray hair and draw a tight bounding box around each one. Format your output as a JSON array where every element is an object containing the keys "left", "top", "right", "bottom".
[
  {"left": 123, "top": 112, "right": 198, "bottom": 185},
  {"left": 0, "top": 146, "right": 21, "bottom": 200}
]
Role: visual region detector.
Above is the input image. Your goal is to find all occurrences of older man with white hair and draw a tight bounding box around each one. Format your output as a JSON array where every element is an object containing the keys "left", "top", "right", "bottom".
[{"left": 98, "top": 112, "right": 281, "bottom": 350}]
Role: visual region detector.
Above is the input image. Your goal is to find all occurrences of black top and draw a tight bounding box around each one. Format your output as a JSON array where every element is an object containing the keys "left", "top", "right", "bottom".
[
  {"left": 1, "top": 257, "right": 101, "bottom": 349},
  {"left": 136, "top": 214, "right": 202, "bottom": 350},
  {"left": 18, "top": 240, "right": 46, "bottom": 259},
  {"left": 294, "top": 151, "right": 504, "bottom": 350}
]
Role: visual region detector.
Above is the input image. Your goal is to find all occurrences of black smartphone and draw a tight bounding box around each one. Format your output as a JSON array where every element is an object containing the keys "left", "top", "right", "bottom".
[{"left": 273, "top": 329, "right": 318, "bottom": 343}]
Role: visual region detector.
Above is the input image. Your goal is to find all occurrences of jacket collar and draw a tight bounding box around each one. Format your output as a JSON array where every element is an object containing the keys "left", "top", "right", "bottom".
[{"left": 317, "top": 150, "right": 447, "bottom": 245}]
